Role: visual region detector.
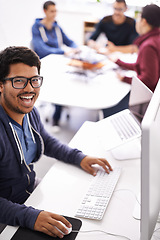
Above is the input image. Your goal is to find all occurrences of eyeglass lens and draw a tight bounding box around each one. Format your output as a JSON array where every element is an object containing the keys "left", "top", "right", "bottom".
[{"left": 13, "top": 77, "right": 42, "bottom": 89}]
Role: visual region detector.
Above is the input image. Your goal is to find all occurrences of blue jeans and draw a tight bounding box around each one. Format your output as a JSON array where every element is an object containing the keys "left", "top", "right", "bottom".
[{"left": 53, "top": 104, "right": 62, "bottom": 124}]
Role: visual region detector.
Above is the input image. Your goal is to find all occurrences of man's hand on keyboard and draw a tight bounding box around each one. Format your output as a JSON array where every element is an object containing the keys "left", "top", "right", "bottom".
[{"left": 80, "top": 156, "right": 112, "bottom": 176}]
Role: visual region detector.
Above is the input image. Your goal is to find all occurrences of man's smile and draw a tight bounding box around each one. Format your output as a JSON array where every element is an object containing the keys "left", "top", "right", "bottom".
[{"left": 18, "top": 93, "right": 36, "bottom": 107}]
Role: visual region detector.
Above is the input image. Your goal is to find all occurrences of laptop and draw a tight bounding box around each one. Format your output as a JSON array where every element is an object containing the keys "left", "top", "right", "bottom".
[{"left": 96, "top": 76, "right": 153, "bottom": 160}]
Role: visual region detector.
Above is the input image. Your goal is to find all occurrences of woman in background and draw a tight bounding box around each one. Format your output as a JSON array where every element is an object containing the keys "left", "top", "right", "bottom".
[{"left": 111, "top": 4, "right": 160, "bottom": 92}]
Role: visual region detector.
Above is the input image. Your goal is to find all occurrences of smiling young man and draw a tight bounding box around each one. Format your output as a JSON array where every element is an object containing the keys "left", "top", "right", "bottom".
[
  {"left": 0, "top": 62, "right": 40, "bottom": 125},
  {"left": 87, "top": 0, "right": 138, "bottom": 54},
  {"left": 0, "top": 46, "right": 112, "bottom": 238}
]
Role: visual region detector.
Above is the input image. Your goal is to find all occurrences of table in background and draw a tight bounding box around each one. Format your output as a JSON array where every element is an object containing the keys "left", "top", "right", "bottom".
[{"left": 38, "top": 54, "right": 131, "bottom": 110}]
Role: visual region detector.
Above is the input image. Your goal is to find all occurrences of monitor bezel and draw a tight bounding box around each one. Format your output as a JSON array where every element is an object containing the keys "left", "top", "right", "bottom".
[{"left": 140, "top": 79, "right": 160, "bottom": 239}]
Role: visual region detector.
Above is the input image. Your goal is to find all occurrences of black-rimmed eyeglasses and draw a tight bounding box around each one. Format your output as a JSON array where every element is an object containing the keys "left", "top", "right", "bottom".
[{"left": 4, "top": 76, "right": 43, "bottom": 89}]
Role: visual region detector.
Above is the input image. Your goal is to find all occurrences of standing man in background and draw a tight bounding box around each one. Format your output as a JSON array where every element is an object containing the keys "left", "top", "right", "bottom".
[
  {"left": 87, "top": 0, "right": 138, "bottom": 54},
  {"left": 32, "top": 1, "right": 79, "bottom": 127}
]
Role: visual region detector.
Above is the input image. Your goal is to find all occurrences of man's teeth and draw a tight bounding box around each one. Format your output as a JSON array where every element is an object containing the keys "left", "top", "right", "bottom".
[{"left": 20, "top": 96, "right": 33, "bottom": 99}]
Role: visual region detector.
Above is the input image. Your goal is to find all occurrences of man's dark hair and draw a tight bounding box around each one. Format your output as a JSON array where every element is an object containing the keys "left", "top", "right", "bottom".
[
  {"left": 0, "top": 46, "right": 41, "bottom": 82},
  {"left": 43, "top": 1, "right": 55, "bottom": 10},
  {"left": 116, "top": 0, "right": 127, "bottom": 7}
]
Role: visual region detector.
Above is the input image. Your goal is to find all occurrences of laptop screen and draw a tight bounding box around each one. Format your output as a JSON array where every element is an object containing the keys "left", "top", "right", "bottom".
[{"left": 129, "top": 76, "right": 153, "bottom": 122}]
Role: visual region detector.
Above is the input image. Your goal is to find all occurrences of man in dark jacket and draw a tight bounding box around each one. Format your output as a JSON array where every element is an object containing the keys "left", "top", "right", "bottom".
[
  {"left": 0, "top": 46, "right": 112, "bottom": 238},
  {"left": 87, "top": 0, "right": 138, "bottom": 54}
]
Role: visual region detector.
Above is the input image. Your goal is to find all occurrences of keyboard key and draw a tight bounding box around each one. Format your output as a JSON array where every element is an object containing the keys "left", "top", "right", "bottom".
[
  {"left": 75, "top": 167, "right": 121, "bottom": 220},
  {"left": 111, "top": 113, "right": 141, "bottom": 140}
]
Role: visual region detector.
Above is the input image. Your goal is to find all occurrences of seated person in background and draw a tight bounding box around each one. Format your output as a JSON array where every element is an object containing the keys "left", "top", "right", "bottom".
[
  {"left": 87, "top": 0, "right": 138, "bottom": 54},
  {"left": 110, "top": 4, "right": 160, "bottom": 93},
  {"left": 32, "top": 1, "right": 78, "bottom": 127},
  {"left": 0, "top": 46, "right": 112, "bottom": 238},
  {"left": 32, "top": 1, "right": 78, "bottom": 58}
]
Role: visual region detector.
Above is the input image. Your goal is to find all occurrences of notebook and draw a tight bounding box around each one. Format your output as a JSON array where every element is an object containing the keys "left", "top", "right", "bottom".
[{"left": 96, "top": 76, "right": 153, "bottom": 159}]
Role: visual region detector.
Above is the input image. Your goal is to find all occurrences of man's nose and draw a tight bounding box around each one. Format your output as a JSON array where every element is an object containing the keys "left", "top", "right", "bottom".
[{"left": 24, "top": 80, "right": 34, "bottom": 91}]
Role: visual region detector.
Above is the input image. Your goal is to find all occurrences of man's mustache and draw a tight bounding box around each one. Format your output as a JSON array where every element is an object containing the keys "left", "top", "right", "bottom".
[{"left": 17, "top": 92, "right": 36, "bottom": 97}]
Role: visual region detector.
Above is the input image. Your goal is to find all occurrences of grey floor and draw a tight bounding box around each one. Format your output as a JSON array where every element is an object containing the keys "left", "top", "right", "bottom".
[{"left": 34, "top": 102, "right": 100, "bottom": 179}]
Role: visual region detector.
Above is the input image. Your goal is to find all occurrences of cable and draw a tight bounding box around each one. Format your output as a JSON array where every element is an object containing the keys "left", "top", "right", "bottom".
[
  {"left": 71, "top": 188, "right": 139, "bottom": 240},
  {"left": 72, "top": 230, "right": 131, "bottom": 240},
  {"left": 115, "top": 188, "right": 141, "bottom": 206}
]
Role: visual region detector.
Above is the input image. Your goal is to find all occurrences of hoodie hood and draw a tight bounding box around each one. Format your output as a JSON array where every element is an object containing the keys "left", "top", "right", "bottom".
[
  {"left": 134, "top": 27, "right": 160, "bottom": 47},
  {"left": 34, "top": 18, "right": 58, "bottom": 28}
]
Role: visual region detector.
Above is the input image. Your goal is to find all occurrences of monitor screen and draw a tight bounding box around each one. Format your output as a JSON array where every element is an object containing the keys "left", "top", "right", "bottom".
[{"left": 140, "top": 79, "right": 160, "bottom": 239}]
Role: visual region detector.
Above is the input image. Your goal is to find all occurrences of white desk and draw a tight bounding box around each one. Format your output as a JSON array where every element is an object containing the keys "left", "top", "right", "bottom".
[
  {"left": 39, "top": 54, "right": 130, "bottom": 110},
  {"left": 0, "top": 121, "right": 142, "bottom": 240}
]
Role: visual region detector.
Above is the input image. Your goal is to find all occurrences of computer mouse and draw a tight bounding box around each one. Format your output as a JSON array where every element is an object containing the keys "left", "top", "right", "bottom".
[{"left": 54, "top": 222, "right": 72, "bottom": 235}]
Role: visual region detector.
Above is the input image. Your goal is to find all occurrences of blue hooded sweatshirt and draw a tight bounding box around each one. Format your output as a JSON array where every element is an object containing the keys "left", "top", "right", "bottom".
[
  {"left": 32, "top": 19, "right": 77, "bottom": 58},
  {"left": 0, "top": 105, "right": 85, "bottom": 230}
]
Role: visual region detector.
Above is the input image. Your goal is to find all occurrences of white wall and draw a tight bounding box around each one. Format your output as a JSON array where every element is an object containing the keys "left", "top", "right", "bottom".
[
  {"left": 0, "top": 0, "right": 46, "bottom": 49},
  {"left": 0, "top": 0, "right": 95, "bottom": 50}
]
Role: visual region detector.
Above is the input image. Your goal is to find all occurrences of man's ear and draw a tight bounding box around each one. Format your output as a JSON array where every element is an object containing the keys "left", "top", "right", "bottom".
[
  {"left": 0, "top": 82, "right": 4, "bottom": 93},
  {"left": 124, "top": 6, "right": 127, "bottom": 12}
]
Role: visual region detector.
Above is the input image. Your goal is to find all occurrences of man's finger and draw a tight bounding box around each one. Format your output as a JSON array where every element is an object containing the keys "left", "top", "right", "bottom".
[{"left": 98, "top": 158, "right": 113, "bottom": 171}]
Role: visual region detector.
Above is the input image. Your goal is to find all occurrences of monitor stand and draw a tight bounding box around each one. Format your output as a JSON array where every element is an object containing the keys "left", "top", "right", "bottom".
[{"left": 110, "top": 138, "right": 141, "bottom": 160}]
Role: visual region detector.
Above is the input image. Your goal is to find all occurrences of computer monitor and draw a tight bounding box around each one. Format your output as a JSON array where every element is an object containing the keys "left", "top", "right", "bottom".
[{"left": 140, "top": 79, "right": 160, "bottom": 239}]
